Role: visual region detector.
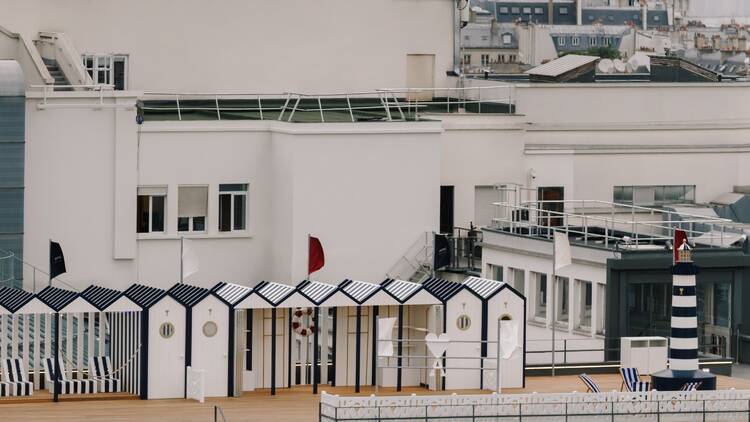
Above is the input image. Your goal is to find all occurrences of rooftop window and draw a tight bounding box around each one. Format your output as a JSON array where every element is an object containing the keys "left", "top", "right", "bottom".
[
  {"left": 560, "top": 7, "right": 568, "bottom": 15},
  {"left": 499, "top": 6, "right": 509, "bottom": 14}
]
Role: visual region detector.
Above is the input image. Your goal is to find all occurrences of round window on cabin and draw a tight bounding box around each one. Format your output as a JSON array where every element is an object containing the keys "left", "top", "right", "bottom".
[
  {"left": 203, "top": 321, "right": 218, "bottom": 338},
  {"left": 500, "top": 314, "right": 512, "bottom": 321},
  {"left": 159, "top": 322, "right": 175, "bottom": 339},
  {"left": 456, "top": 314, "right": 471, "bottom": 331}
]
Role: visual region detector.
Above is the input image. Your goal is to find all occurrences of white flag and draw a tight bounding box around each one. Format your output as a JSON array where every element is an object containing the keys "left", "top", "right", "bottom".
[
  {"left": 182, "top": 238, "right": 199, "bottom": 279},
  {"left": 553, "top": 231, "right": 572, "bottom": 271},
  {"left": 377, "top": 317, "right": 397, "bottom": 357}
]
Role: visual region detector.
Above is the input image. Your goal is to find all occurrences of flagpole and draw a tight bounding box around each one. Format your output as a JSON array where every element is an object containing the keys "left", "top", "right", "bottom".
[
  {"left": 551, "top": 229, "right": 556, "bottom": 377},
  {"left": 180, "top": 236, "right": 184, "bottom": 284},
  {"left": 49, "top": 238, "right": 52, "bottom": 287},
  {"left": 307, "top": 234, "right": 311, "bottom": 281}
]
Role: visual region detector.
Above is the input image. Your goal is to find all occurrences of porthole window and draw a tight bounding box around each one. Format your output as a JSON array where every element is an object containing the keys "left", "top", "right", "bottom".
[
  {"left": 456, "top": 314, "right": 472, "bottom": 331},
  {"left": 500, "top": 314, "right": 513, "bottom": 321},
  {"left": 159, "top": 322, "right": 175, "bottom": 339},
  {"left": 202, "top": 321, "right": 218, "bottom": 338}
]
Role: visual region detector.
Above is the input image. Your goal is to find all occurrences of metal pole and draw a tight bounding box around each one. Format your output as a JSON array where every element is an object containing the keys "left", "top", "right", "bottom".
[
  {"left": 496, "top": 318, "right": 502, "bottom": 393},
  {"left": 180, "top": 236, "right": 184, "bottom": 283},
  {"left": 374, "top": 315, "right": 379, "bottom": 394},
  {"left": 551, "top": 231, "right": 556, "bottom": 376}
]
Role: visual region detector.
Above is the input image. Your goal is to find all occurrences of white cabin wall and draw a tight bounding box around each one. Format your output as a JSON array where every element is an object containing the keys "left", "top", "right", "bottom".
[
  {"left": 147, "top": 297, "right": 186, "bottom": 399},
  {"left": 444, "top": 289, "right": 482, "bottom": 389},
  {"left": 485, "top": 290, "right": 525, "bottom": 389},
  {"left": 190, "top": 295, "right": 229, "bottom": 397}
]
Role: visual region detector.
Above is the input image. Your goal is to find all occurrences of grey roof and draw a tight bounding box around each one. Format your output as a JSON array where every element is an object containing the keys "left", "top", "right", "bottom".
[
  {"left": 36, "top": 286, "right": 79, "bottom": 312},
  {"left": 526, "top": 54, "right": 599, "bottom": 77},
  {"left": 296, "top": 280, "right": 339, "bottom": 305},
  {"left": 339, "top": 279, "right": 381, "bottom": 304},
  {"left": 212, "top": 282, "right": 253, "bottom": 306},
  {"left": 0, "top": 61, "right": 24, "bottom": 97},
  {"left": 0, "top": 286, "right": 36, "bottom": 313},
  {"left": 80, "top": 285, "right": 125, "bottom": 311},
  {"left": 124, "top": 284, "right": 168, "bottom": 309},
  {"left": 252, "top": 281, "right": 296, "bottom": 307},
  {"left": 381, "top": 279, "right": 424, "bottom": 303},
  {"left": 168, "top": 283, "right": 211, "bottom": 307}
]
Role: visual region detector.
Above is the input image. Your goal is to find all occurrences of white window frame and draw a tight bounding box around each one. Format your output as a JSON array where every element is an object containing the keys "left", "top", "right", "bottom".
[
  {"left": 178, "top": 185, "right": 208, "bottom": 234},
  {"left": 82, "top": 54, "right": 128, "bottom": 89},
  {"left": 560, "top": 7, "right": 569, "bottom": 15},
  {"left": 534, "top": 7, "right": 544, "bottom": 15},
  {"left": 572, "top": 37, "right": 580, "bottom": 46},
  {"left": 502, "top": 34, "right": 512, "bottom": 44},
  {"left": 137, "top": 188, "right": 167, "bottom": 234},
  {"left": 219, "top": 184, "right": 248, "bottom": 232},
  {"left": 558, "top": 37, "right": 566, "bottom": 46},
  {"left": 522, "top": 7, "right": 532, "bottom": 14},
  {"left": 463, "top": 54, "right": 471, "bottom": 64},
  {"left": 480, "top": 54, "right": 490, "bottom": 67},
  {"left": 590, "top": 37, "right": 598, "bottom": 46},
  {"left": 499, "top": 6, "right": 509, "bottom": 14}
]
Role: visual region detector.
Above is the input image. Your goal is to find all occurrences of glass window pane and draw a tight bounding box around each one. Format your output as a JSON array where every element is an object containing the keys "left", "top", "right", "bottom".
[
  {"left": 535, "top": 272, "right": 547, "bottom": 319},
  {"left": 220, "top": 183, "right": 248, "bottom": 192},
  {"left": 557, "top": 277, "right": 569, "bottom": 322},
  {"left": 234, "top": 194, "right": 246, "bottom": 230},
  {"left": 219, "top": 194, "right": 232, "bottom": 231},
  {"left": 685, "top": 185, "right": 695, "bottom": 202},
  {"left": 193, "top": 216, "right": 205, "bottom": 232},
  {"left": 137, "top": 195, "right": 150, "bottom": 233},
  {"left": 151, "top": 196, "right": 165, "bottom": 232},
  {"left": 178, "top": 217, "right": 189, "bottom": 232}
]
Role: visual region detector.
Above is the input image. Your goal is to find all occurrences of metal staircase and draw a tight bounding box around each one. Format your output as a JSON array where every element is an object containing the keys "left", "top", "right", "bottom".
[{"left": 42, "top": 59, "right": 71, "bottom": 90}]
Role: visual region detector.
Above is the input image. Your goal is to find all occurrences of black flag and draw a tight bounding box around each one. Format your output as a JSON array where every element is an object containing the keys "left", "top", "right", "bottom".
[
  {"left": 433, "top": 234, "right": 451, "bottom": 270},
  {"left": 50, "top": 241, "right": 66, "bottom": 280}
]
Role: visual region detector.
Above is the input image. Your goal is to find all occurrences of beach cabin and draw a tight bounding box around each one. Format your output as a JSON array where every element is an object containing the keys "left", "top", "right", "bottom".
[
  {"left": 124, "top": 284, "right": 186, "bottom": 399},
  {"left": 377, "top": 278, "right": 441, "bottom": 390},
  {"left": 211, "top": 282, "right": 253, "bottom": 397}
]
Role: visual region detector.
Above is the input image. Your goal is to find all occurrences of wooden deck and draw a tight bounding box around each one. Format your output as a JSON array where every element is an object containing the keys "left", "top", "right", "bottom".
[{"left": 0, "top": 374, "right": 749, "bottom": 422}]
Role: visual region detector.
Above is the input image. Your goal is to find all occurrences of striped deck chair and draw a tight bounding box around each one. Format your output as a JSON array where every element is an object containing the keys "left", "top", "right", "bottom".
[
  {"left": 1, "top": 358, "right": 33, "bottom": 396},
  {"left": 620, "top": 367, "right": 648, "bottom": 392},
  {"left": 0, "top": 382, "right": 9, "bottom": 397},
  {"left": 680, "top": 381, "right": 702, "bottom": 392},
  {"left": 43, "top": 358, "right": 97, "bottom": 394},
  {"left": 89, "top": 356, "right": 120, "bottom": 393},
  {"left": 579, "top": 373, "right": 601, "bottom": 393}
]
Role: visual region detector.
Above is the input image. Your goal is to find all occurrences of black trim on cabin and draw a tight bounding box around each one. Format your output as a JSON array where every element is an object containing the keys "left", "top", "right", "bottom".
[
  {"left": 371, "top": 305, "right": 378, "bottom": 387},
  {"left": 380, "top": 278, "right": 430, "bottom": 304},
  {"left": 313, "top": 306, "right": 319, "bottom": 394},
  {"left": 288, "top": 308, "right": 292, "bottom": 387},
  {"left": 397, "top": 304, "right": 404, "bottom": 391},
  {"left": 355, "top": 306, "right": 361, "bottom": 393},
  {"left": 271, "top": 307, "right": 277, "bottom": 395},
  {"left": 331, "top": 307, "right": 337, "bottom": 387},
  {"left": 228, "top": 305, "right": 235, "bottom": 396},
  {"left": 0, "top": 286, "right": 36, "bottom": 313}
]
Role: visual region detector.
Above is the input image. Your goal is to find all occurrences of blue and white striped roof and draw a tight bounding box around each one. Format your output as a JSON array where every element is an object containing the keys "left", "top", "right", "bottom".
[
  {"left": 463, "top": 276, "right": 510, "bottom": 300},
  {"left": 0, "top": 286, "right": 37, "bottom": 314},
  {"left": 168, "top": 283, "right": 211, "bottom": 307},
  {"left": 212, "top": 282, "right": 253, "bottom": 306},
  {"left": 295, "top": 280, "right": 339, "bottom": 306},
  {"left": 339, "top": 279, "right": 382, "bottom": 305},
  {"left": 237, "top": 281, "right": 296, "bottom": 308},
  {"left": 381, "top": 279, "right": 422, "bottom": 303},
  {"left": 422, "top": 277, "right": 464, "bottom": 303},
  {"left": 81, "top": 285, "right": 141, "bottom": 312},
  {"left": 124, "top": 284, "right": 168, "bottom": 309},
  {"left": 36, "top": 286, "right": 97, "bottom": 313}
]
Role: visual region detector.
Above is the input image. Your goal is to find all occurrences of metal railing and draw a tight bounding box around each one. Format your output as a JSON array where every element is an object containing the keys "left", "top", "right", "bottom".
[
  {"left": 0, "top": 248, "right": 80, "bottom": 293},
  {"left": 385, "top": 232, "right": 434, "bottom": 282},
  {"left": 492, "top": 198, "right": 745, "bottom": 250},
  {"left": 30, "top": 83, "right": 117, "bottom": 109},
  {"left": 139, "top": 85, "right": 516, "bottom": 123},
  {"left": 0, "top": 250, "right": 14, "bottom": 285},
  {"left": 214, "top": 406, "right": 228, "bottom": 422}
]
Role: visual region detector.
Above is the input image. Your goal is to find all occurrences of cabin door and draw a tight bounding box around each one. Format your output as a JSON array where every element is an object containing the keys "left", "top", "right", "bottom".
[{"left": 148, "top": 298, "right": 186, "bottom": 399}]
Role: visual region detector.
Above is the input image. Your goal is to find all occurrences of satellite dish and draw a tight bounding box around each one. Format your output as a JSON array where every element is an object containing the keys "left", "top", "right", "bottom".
[
  {"left": 613, "top": 59, "right": 627, "bottom": 73},
  {"left": 598, "top": 59, "right": 615, "bottom": 74}
]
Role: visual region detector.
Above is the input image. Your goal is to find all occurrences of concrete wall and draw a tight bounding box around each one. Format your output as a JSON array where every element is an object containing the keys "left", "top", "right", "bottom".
[{"left": 0, "top": 0, "right": 454, "bottom": 93}]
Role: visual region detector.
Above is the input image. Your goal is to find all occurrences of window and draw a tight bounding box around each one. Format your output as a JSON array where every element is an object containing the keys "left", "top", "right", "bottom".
[
  {"left": 498, "top": 54, "right": 505, "bottom": 63},
  {"left": 82, "top": 54, "right": 128, "bottom": 90},
  {"left": 510, "top": 268, "right": 525, "bottom": 295},
  {"left": 596, "top": 284, "right": 606, "bottom": 335},
  {"left": 560, "top": 7, "right": 569, "bottom": 15},
  {"left": 509, "top": 54, "right": 517, "bottom": 63},
  {"left": 202, "top": 321, "right": 218, "bottom": 337},
  {"left": 457, "top": 315, "right": 472, "bottom": 330},
  {"left": 502, "top": 34, "right": 512, "bottom": 44},
  {"left": 590, "top": 37, "right": 598, "bottom": 46},
  {"left": 654, "top": 15, "right": 660, "bottom": 22},
  {"left": 556, "top": 276, "right": 569, "bottom": 324},
  {"left": 219, "top": 184, "right": 248, "bottom": 232},
  {"left": 604, "top": 37, "right": 612, "bottom": 46},
  {"left": 511, "top": 7, "right": 520, "bottom": 14},
  {"left": 159, "top": 322, "right": 175, "bottom": 339},
  {"left": 558, "top": 37, "right": 566, "bottom": 46},
  {"left": 533, "top": 272, "right": 547, "bottom": 320},
  {"left": 178, "top": 186, "right": 208, "bottom": 233},
  {"left": 522, "top": 7, "right": 531, "bottom": 14},
  {"left": 487, "top": 264, "right": 503, "bottom": 281},
  {"left": 499, "top": 6, "right": 509, "bottom": 14},
  {"left": 613, "top": 185, "right": 696, "bottom": 206},
  {"left": 463, "top": 54, "right": 471, "bottom": 65},
  {"left": 534, "top": 7, "right": 543, "bottom": 15},
  {"left": 572, "top": 37, "right": 580, "bottom": 46},
  {"left": 575, "top": 280, "right": 593, "bottom": 330},
  {"left": 137, "top": 187, "right": 166, "bottom": 233},
  {"left": 481, "top": 54, "right": 490, "bottom": 67}
]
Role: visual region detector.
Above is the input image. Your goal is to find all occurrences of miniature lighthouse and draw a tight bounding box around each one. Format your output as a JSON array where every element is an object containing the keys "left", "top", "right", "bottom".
[{"left": 651, "top": 230, "right": 717, "bottom": 391}]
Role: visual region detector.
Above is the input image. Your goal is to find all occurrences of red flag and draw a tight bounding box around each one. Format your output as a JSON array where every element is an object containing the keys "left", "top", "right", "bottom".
[
  {"left": 308, "top": 236, "right": 325, "bottom": 275},
  {"left": 674, "top": 229, "right": 687, "bottom": 262}
]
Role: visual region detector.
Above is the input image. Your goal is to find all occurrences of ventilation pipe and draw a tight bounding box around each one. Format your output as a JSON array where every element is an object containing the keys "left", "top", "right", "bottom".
[
  {"left": 450, "top": 0, "right": 470, "bottom": 77},
  {"left": 577, "top": 0, "right": 583, "bottom": 25},
  {"left": 641, "top": 0, "right": 648, "bottom": 30},
  {"left": 548, "top": 0, "right": 554, "bottom": 24}
]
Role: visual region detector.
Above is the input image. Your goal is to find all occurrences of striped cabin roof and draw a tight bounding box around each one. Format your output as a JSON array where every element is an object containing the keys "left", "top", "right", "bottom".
[
  {"left": 80, "top": 285, "right": 124, "bottom": 311},
  {"left": 463, "top": 276, "right": 506, "bottom": 299},
  {"left": 124, "top": 284, "right": 168, "bottom": 309},
  {"left": 0, "top": 286, "right": 37, "bottom": 313},
  {"left": 168, "top": 283, "right": 211, "bottom": 307},
  {"left": 339, "top": 279, "right": 381, "bottom": 305},
  {"left": 212, "top": 282, "right": 253, "bottom": 306},
  {"left": 381, "top": 278, "right": 423, "bottom": 304},
  {"left": 421, "top": 277, "right": 464, "bottom": 303},
  {"left": 252, "top": 281, "right": 296, "bottom": 307},
  {"left": 36, "top": 286, "right": 80, "bottom": 312},
  {"left": 296, "top": 280, "right": 339, "bottom": 305}
]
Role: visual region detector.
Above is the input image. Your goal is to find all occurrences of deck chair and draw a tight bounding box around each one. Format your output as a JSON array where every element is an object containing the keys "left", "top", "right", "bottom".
[
  {"left": 620, "top": 367, "right": 649, "bottom": 392},
  {"left": 679, "top": 381, "right": 702, "bottom": 392},
  {"left": 0, "top": 382, "right": 9, "bottom": 397},
  {"left": 89, "top": 356, "right": 120, "bottom": 393},
  {"left": 43, "top": 357, "right": 97, "bottom": 394},
  {"left": 579, "top": 373, "right": 601, "bottom": 393},
  {"left": 1, "top": 358, "right": 33, "bottom": 396}
]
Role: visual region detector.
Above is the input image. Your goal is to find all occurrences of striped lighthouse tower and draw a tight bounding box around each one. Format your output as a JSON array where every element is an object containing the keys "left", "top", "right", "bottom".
[{"left": 669, "top": 231, "right": 699, "bottom": 371}]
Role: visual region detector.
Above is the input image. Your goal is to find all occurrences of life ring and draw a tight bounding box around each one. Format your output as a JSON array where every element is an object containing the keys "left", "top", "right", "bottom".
[{"left": 292, "top": 307, "right": 315, "bottom": 337}]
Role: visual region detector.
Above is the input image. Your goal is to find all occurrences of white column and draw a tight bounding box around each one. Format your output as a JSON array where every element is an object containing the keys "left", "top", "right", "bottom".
[
  {"left": 567, "top": 278, "right": 574, "bottom": 333},
  {"left": 546, "top": 273, "right": 554, "bottom": 328}
]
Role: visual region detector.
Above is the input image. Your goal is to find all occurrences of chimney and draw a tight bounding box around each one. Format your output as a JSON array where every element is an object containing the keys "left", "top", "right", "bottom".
[
  {"left": 577, "top": 0, "right": 583, "bottom": 26},
  {"left": 641, "top": 0, "right": 648, "bottom": 30},
  {"left": 548, "top": 0, "right": 554, "bottom": 24}
]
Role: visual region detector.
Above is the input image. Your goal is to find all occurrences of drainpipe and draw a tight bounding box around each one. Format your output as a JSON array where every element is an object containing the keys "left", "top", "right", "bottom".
[
  {"left": 577, "top": 0, "right": 583, "bottom": 25},
  {"left": 548, "top": 0, "right": 554, "bottom": 25},
  {"left": 641, "top": 1, "right": 648, "bottom": 31},
  {"left": 451, "top": 0, "right": 468, "bottom": 77}
]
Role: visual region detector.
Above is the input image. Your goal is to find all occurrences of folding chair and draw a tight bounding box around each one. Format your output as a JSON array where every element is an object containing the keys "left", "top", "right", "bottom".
[
  {"left": 89, "top": 356, "right": 121, "bottom": 393},
  {"left": 620, "top": 367, "right": 649, "bottom": 392},
  {"left": 43, "top": 357, "right": 97, "bottom": 394},
  {"left": 679, "top": 381, "right": 702, "bottom": 392},
  {"left": 579, "top": 373, "right": 601, "bottom": 393},
  {"left": 1, "top": 358, "right": 33, "bottom": 396}
]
